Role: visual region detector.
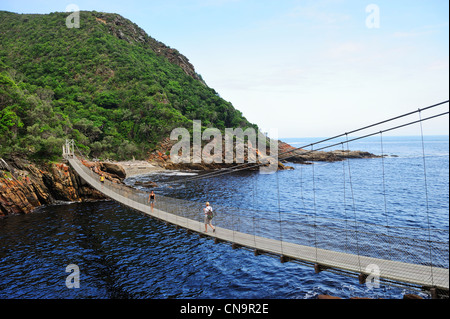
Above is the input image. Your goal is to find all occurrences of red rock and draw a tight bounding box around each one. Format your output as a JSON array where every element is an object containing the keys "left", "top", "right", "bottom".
[{"left": 0, "top": 158, "right": 107, "bottom": 216}]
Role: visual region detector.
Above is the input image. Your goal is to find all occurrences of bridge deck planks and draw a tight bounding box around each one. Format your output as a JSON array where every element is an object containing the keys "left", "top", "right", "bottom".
[{"left": 68, "top": 158, "right": 449, "bottom": 291}]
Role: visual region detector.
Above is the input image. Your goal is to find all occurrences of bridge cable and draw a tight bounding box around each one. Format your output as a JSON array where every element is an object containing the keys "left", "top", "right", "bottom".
[
  {"left": 160, "top": 101, "right": 449, "bottom": 186},
  {"left": 300, "top": 162, "right": 306, "bottom": 210},
  {"left": 252, "top": 173, "right": 257, "bottom": 250},
  {"left": 380, "top": 132, "right": 392, "bottom": 260},
  {"left": 341, "top": 142, "right": 350, "bottom": 252},
  {"left": 276, "top": 169, "right": 284, "bottom": 256},
  {"left": 419, "top": 110, "right": 434, "bottom": 287},
  {"left": 345, "top": 134, "right": 362, "bottom": 273},
  {"left": 232, "top": 194, "right": 236, "bottom": 247},
  {"left": 311, "top": 144, "right": 319, "bottom": 263}
]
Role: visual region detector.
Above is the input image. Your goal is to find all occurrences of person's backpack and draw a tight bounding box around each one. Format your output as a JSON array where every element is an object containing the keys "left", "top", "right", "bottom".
[{"left": 206, "top": 207, "right": 214, "bottom": 219}]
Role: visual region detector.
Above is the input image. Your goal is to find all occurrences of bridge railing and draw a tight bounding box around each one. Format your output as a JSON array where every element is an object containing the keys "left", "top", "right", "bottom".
[{"left": 70, "top": 155, "right": 449, "bottom": 271}]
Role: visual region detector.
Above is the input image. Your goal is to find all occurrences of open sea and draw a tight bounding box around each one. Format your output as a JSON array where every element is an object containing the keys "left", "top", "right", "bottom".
[{"left": 0, "top": 135, "right": 448, "bottom": 300}]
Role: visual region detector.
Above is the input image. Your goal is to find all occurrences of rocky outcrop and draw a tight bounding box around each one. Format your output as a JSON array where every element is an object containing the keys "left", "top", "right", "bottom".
[
  {"left": 0, "top": 157, "right": 113, "bottom": 217},
  {"left": 277, "top": 141, "right": 380, "bottom": 164},
  {"left": 100, "top": 162, "right": 126, "bottom": 179},
  {"left": 80, "top": 160, "right": 126, "bottom": 182},
  {"left": 282, "top": 149, "right": 379, "bottom": 163}
]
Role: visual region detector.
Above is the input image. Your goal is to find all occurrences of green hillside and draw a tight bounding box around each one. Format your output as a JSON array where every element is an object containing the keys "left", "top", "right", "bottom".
[{"left": 0, "top": 10, "right": 255, "bottom": 161}]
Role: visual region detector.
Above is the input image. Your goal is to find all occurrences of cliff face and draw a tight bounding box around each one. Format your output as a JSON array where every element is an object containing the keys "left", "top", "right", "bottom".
[{"left": 0, "top": 157, "right": 106, "bottom": 217}]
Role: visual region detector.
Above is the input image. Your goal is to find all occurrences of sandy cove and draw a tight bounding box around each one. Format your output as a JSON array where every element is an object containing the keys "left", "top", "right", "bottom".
[{"left": 113, "top": 160, "right": 165, "bottom": 178}]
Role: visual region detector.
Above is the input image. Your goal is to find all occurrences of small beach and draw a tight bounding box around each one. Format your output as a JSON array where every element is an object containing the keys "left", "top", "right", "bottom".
[{"left": 113, "top": 160, "right": 165, "bottom": 178}]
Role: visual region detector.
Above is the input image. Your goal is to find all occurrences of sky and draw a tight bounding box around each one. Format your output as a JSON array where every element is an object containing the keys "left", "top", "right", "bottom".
[{"left": 1, "top": 0, "right": 449, "bottom": 138}]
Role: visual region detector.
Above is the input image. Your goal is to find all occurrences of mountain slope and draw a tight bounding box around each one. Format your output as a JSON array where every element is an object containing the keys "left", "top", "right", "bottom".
[{"left": 0, "top": 10, "right": 256, "bottom": 161}]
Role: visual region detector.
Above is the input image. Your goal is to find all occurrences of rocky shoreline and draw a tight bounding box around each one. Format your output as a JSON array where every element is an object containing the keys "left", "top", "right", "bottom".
[
  {"left": 145, "top": 138, "right": 380, "bottom": 171},
  {"left": 0, "top": 156, "right": 125, "bottom": 216}
]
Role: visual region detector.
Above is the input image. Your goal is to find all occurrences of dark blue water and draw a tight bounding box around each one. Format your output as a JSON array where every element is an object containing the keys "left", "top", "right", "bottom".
[{"left": 0, "top": 136, "right": 448, "bottom": 299}]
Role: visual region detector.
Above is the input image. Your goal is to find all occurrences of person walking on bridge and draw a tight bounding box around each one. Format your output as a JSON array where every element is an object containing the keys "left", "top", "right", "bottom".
[
  {"left": 100, "top": 174, "right": 105, "bottom": 189},
  {"left": 148, "top": 191, "right": 156, "bottom": 213},
  {"left": 204, "top": 202, "right": 216, "bottom": 233}
]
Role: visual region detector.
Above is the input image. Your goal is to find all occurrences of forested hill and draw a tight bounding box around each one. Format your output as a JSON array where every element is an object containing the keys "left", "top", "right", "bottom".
[{"left": 0, "top": 10, "right": 256, "bottom": 161}]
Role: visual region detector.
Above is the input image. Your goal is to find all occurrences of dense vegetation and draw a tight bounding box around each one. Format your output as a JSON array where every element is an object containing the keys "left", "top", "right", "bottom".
[{"left": 0, "top": 11, "right": 256, "bottom": 161}]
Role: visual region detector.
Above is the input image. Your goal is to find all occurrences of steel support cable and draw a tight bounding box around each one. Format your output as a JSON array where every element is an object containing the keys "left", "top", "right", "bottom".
[
  {"left": 161, "top": 104, "right": 449, "bottom": 186},
  {"left": 419, "top": 110, "right": 435, "bottom": 287},
  {"left": 278, "top": 111, "right": 449, "bottom": 162},
  {"left": 380, "top": 132, "right": 393, "bottom": 260},
  {"left": 311, "top": 144, "right": 319, "bottom": 263},
  {"left": 252, "top": 174, "right": 256, "bottom": 249},
  {"left": 341, "top": 142, "right": 350, "bottom": 252},
  {"left": 162, "top": 110, "right": 449, "bottom": 187},
  {"left": 299, "top": 163, "right": 306, "bottom": 210},
  {"left": 276, "top": 170, "right": 284, "bottom": 256},
  {"left": 345, "top": 134, "right": 362, "bottom": 273}
]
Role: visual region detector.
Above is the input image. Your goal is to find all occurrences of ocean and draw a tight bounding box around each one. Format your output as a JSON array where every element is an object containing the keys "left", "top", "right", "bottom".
[{"left": 0, "top": 135, "right": 448, "bottom": 299}]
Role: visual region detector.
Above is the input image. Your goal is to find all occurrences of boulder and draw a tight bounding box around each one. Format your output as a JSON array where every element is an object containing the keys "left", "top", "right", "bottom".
[{"left": 100, "top": 162, "right": 126, "bottom": 179}]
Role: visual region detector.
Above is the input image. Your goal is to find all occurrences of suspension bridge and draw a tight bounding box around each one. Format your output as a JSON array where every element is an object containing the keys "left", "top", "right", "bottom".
[{"left": 63, "top": 102, "right": 449, "bottom": 298}]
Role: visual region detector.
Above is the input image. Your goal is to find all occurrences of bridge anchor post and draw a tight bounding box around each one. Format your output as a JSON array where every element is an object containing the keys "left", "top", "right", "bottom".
[
  {"left": 430, "top": 288, "right": 437, "bottom": 299},
  {"left": 358, "top": 273, "right": 368, "bottom": 285},
  {"left": 314, "top": 264, "right": 330, "bottom": 274},
  {"left": 280, "top": 255, "right": 291, "bottom": 263}
]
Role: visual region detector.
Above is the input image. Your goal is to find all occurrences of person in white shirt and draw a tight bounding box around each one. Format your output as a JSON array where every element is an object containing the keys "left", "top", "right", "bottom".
[{"left": 203, "top": 202, "right": 216, "bottom": 233}]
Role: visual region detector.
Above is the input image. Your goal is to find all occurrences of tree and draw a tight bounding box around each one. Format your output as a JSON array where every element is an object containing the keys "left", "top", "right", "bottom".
[{"left": 94, "top": 92, "right": 119, "bottom": 109}]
